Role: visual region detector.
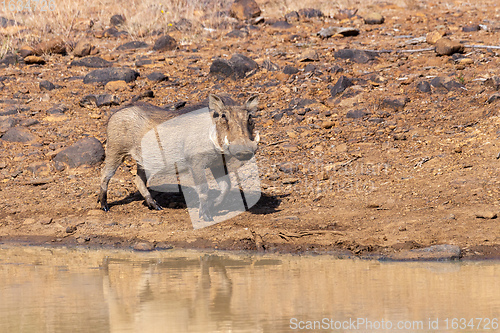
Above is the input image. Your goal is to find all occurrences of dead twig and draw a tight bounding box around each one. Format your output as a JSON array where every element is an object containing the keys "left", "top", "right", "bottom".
[
  {"left": 265, "top": 139, "right": 289, "bottom": 147},
  {"left": 278, "top": 230, "right": 344, "bottom": 241},
  {"left": 464, "top": 45, "right": 500, "bottom": 50}
]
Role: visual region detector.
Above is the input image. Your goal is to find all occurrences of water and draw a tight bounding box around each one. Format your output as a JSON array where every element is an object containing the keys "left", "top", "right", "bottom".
[{"left": 0, "top": 245, "right": 498, "bottom": 333}]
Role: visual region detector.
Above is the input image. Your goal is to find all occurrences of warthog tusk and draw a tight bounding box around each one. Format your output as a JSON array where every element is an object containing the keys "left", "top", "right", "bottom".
[
  {"left": 224, "top": 136, "right": 229, "bottom": 146},
  {"left": 254, "top": 131, "right": 260, "bottom": 143}
]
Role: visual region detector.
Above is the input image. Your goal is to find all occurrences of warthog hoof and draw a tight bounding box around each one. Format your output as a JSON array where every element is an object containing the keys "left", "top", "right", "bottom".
[{"left": 147, "top": 200, "right": 162, "bottom": 211}]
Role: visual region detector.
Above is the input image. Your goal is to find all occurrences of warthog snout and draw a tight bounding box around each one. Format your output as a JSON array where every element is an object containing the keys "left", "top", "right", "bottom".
[{"left": 230, "top": 145, "right": 255, "bottom": 161}]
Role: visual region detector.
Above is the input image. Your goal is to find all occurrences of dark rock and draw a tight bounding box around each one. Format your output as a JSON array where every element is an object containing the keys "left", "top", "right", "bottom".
[
  {"left": 47, "top": 104, "right": 69, "bottom": 114},
  {"left": 146, "top": 72, "right": 168, "bottom": 82},
  {"left": 226, "top": 29, "right": 249, "bottom": 38},
  {"left": 53, "top": 137, "right": 105, "bottom": 168},
  {"left": 73, "top": 40, "right": 93, "bottom": 57},
  {"left": 330, "top": 65, "right": 344, "bottom": 74},
  {"left": 83, "top": 68, "right": 139, "bottom": 84},
  {"left": 155, "top": 242, "right": 173, "bottom": 250},
  {"left": 364, "top": 12, "right": 384, "bottom": 24},
  {"left": 0, "top": 117, "right": 17, "bottom": 134},
  {"left": 283, "top": 65, "right": 299, "bottom": 75},
  {"left": 0, "top": 53, "right": 19, "bottom": 66},
  {"left": 298, "top": 8, "right": 323, "bottom": 18},
  {"left": 279, "top": 162, "right": 299, "bottom": 173},
  {"left": 0, "top": 107, "right": 19, "bottom": 116},
  {"left": 135, "top": 58, "right": 153, "bottom": 67},
  {"left": 71, "top": 56, "right": 112, "bottom": 68},
  {"left": 381, "top": 97, "right": 409, "bottom": 111},
  {"left": 271, "top": 20, "right": 292, "bottom": 29},
  {"left": 102, "top": 27, "right": 128, "bottom": 38},
  {"left": 19, "top": 119, "right": 39, "bottom": 127},
  {"left": 210, "top": 59, "right": 234, "bottom": 78},
  {"left": 485, "top": 76, "right": 500, "bottom": 90},
  {"left": 435, "top": 38, "right": 464, "bottom": 56},
  {"left": 462, "top": 24, "right": 480, "bottom": 32},
  {"left": 430, "top": 77, "right": 464, "bottom": 91},
  {"left": 229, "top": 0, "right": 261, "bottom": 20},
  {"left": 96, "top": 94, "right": 120, "bottom": 107},
  {"left": 334, "top": 49, "right": 379, "bottom": 63},
  {"left": 417, "top": 81, "right": 432, "bottom": 93},
  {"left": 304, "top": 64, "right": 316, "bottom": 72},
  {"left": 39, "top": 80, "right": 56, "bottom": 91},
  {"left": 284, "top": 11, "right": 299, "bottom": 23},
  {"left": 487, "top": 94, "right": 500, "bottom": 104},
  {"left": 66, "top": 225, "right": 77, "bottom": 233},
  {"left": 80, "top": 94, "right": 120, "bottom": 107},
  {"left": 1, "top": 127, "right": 36, "bottom": 142},
  {"left": 110, "top": 14, "right": 126, "bottom": 26},
  {"left": 116, "top": 41, "right": 150, "bottom": 51},
  {"left": 131, "top": 90, "right": 155, "bottom": 102},
  {"left": 209, "top": 54, "right": 258, "bottom": 79},
  {"left": 261, "top": 59, "right": 280, "bottom": 71},
  {"left": 294, "top": 99, "right": 315, "bottom": 108},
  {"left": 153, "top": 35, "right": 178, "bottom": 51},
  {"left": 230, "top": 53, "right": 258, "bottom": 78},
  {"left": 346, "top": 109, "right": 369, "bottom": 118},
  {"left": 330, "top": 75, "right": 353, "bottom": 96}
]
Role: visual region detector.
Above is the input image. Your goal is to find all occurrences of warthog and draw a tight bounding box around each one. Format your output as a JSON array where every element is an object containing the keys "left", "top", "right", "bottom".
[{"left": 98, "top": 94, "right": 260, "bottom": 221}]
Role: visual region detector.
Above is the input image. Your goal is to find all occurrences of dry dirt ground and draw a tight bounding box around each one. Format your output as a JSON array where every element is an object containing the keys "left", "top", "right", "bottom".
[{"left": 1, "top": 0, "right": 500, "bottom": 259}]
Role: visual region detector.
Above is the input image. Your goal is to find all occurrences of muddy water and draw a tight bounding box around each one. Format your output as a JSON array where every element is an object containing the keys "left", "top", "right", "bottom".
[{"left": 0, "top": 246, "right": 498, "bottom": 333}]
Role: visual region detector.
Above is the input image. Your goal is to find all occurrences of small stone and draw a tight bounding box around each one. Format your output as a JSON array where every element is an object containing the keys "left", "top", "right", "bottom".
[
  {"left": 19, "top": 45, "right": 34, "bottom": 58},
  {"left": 153, "top": 35, "right": 177, "bottom": 52},
  {"left": 462, "top": 24, "right": 480, "bottom": 32},
  {"left": 34, "top": 37, "right": 66, "bottom": 55},
  {"left": 417, "top": 81, "right": 431, "bottom": 93},
  {"left": 24, "top": 56, "right": 46, "bottom": 65},
  {"left": 47, "top": 104, "right": 69, "bottom": 114},
  {"left": 40, "top": 217, "right": 53, "bottom": 225},
  {"left": 282, "top": 177, "right": 299, "bottom": 184},
  {"left": 133, "top": 242, "right": 155, "bottom": 251},
  {"left": 487, "top": 94, "right": 500, "bottom": 104},
  {"left": 430, "top": 76, "right": 464, "bottom": 91},
  {"left": 146, "top": 72, "right": 168, "bottom": 82},
  {"left": 116, "top": 41, "right": 149, "bottom": 51},
  {"left": 298, "top": 8, "right": 323, "bottom": 19},
  {"left": 321, "top": 120, "right": 335, "bottom": 129},
  {"left": 363, "top": 12, "right": 384, "bottom": 24},
  {"left": 284, "top": 11, "right": 299, "bottom": 23},
  {"left": 66, "top": 225, "right": 77, "bottom": 233},
  {"left": 298, "top": 49, "right": 319, "bottom": 62},
  {"left": 271, "top": 20, "right": 292, "bottom": 29},
  {"left": 39, "top": 80, "right": 56, "bottom": 91},
  {"left": 229, "top": 0, "right": 261, "bottom": 20},
  {"left": 334, "top": 49, "right": 378, "bottom": 64},
  {"left": 457, "top": 58, "right": 473, "bottom": 65},
  {"left": 261, "top": 59, "right": 279, "bottom": 71},
  {"left": 381, "top": 97, "right": 408, "bottom": 111},
  {"left": 475, "top": 211, "right": 497, "bottom": 219},
  {"left": 210, "top": 58, "right": 234, "bottom": 78},
  {"left": 484, "top": 76, "right": 500, "bottom": 90},
  {"left": 110, "top": 14, "right": 126, "bottom": 26},
  {"left": 71, "top": 56, "right": 112, "bottom": 68},
  {"left": 96, "top": 94, "right": 120, "bottom": 107},
  {"left": 346, "top": 109, "right": 369, "bottom": 119},
  {"left": 279, "top": 162, "right": 298, "bottom": 173},
  {"left": 83, "top": 67, "right": 139, "bottom": 84},
  {"left": 73, "top": 40, "right": 93, "bottom": 57},
  {"left": 435, "top": 37, "right": 464, "bottom": 56},
  {"left": 426, "top": 30, "right": 444, "bottom": 45},
  {"left": 1, "top": 127, "right": 36, "bottom": 142},
  {"left": 389, "top": 244, "right": 461, "bottom": 261},
  {"left": 0, "top": 53, "right": 19, "bottom": 66},
  {"left": 283, "top": 65, "right": 299, "bottom": 75},
  {"left": 333, "top": 8, "right": 358, "bottom": 20},
  {"left": 53, "top": 137, "right": 105, "bottom": 168},
  {"left": 226, "top": 29, "right": 249, "bottom": 38},
  {"left": 0, "top": 117, "right": 17, "bottom": 134},
  {"left": 330, "top": 75, "right": 353, "bottom": 96}
]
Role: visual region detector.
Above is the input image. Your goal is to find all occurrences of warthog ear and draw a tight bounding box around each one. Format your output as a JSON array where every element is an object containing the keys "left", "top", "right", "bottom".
[
  {"left": 245, "top": 95, "right": 259, "bottom": 113},
  {"left": 209, "top": 94, "right": 225, "bottom": 114}
]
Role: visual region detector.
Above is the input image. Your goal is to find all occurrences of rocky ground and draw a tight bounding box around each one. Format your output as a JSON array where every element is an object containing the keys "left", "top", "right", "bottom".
[{"left": 1, "top": 0, "right": 500, "bottom": 259}]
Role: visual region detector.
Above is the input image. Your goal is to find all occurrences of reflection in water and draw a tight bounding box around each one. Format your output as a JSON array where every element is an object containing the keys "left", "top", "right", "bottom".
[{"left": 0, "top": 246, "right": 498, "bottom": 333}]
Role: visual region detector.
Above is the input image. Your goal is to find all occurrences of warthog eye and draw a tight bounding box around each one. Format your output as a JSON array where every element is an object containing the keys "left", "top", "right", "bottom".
[
  {"left": 212, "top": 111, "right": 219, "bottom": 118},
  {"left": 221, "top": 113, "right": 227, "bottom": 120}
]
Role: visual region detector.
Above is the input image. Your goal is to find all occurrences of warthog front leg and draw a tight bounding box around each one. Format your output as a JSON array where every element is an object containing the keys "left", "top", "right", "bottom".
[
  {"left": 210, "top": 164, "right": 231, "bottom": 207},
  {"left": 190, "top": 164, "right": 213, "bottom": 222},
  {"left": 135, "top": 165, "right": 162, "bottom": 210}
]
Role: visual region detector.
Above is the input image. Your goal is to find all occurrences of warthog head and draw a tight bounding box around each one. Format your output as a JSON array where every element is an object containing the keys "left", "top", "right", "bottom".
[{"left": 209, "top": 94, "right": 260, "bottom": 161}]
